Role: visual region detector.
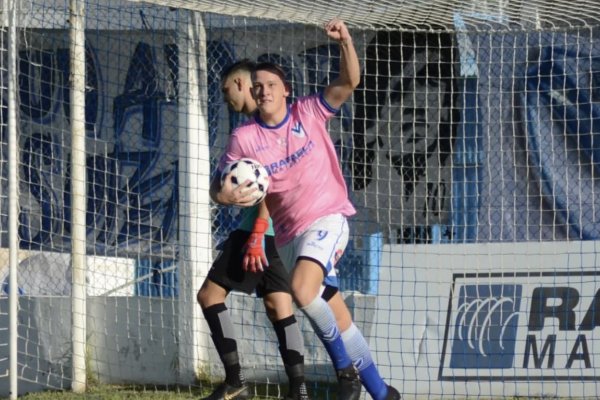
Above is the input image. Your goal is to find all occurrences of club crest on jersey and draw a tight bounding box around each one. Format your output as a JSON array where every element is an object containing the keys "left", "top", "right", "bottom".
[{"left": 291, "top": 122, "right": 306, "bottom": 138}]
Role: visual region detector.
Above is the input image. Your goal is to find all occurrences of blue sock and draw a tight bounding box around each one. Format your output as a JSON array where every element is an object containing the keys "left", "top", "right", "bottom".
[
  {"left": 300, "top": 296, "right": 353, "bottom": 370},
  {"left": 342, "top": 323, "right": 388, "bottom": 400}
]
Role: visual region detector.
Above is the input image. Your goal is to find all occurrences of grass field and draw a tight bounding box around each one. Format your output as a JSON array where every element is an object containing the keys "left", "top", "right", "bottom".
[
  {"left": 18, "top": 382, "right": 337, "bottom": 399},
  {"left": 20, "top": 386, "right": 274, "bottom": 399},
  {"left": 21, "top": 387, "right": 201, "bottom": 400}
]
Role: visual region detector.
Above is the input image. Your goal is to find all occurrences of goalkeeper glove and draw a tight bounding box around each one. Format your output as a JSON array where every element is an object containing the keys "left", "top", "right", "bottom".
[{"left": 243, "top": 217, "right": 269, "bottom": 273}]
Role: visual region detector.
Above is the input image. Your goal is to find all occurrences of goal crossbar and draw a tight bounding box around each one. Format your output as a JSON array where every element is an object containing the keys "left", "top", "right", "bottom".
[{"left": 127, "top": 0, "right": 600, "bottom": 31}]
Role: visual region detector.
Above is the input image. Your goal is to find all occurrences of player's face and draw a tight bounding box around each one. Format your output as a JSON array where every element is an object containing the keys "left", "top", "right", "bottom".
[
  {"left": 221, "top": 75, "right": 246, "bottom": 113},
  {"left": 251, "top": 70, "right": 289, "bottom": 117}
]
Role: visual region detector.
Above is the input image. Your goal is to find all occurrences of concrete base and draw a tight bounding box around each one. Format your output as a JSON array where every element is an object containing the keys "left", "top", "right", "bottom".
[{"left": 0, "top": 292, "right": 376, "bottom": 396}]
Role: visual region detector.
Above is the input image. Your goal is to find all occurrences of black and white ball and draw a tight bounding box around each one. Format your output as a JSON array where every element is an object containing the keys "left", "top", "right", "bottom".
[{"left": 221, "top": 158, "right": 270, "bottom": 206}]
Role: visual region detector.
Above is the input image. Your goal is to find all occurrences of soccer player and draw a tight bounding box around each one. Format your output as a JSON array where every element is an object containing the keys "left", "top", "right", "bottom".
[
  {"left": 214, "top": 19, "right": 401, "bottom": 400},
  {"left": 199, "top": 60, "right": 309, "bottom": 400}
]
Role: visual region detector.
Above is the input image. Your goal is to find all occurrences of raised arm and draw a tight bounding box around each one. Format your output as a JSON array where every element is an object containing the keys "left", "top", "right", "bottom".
[{"left": 323, "top": 19, "right": 361, "bottom": 109}]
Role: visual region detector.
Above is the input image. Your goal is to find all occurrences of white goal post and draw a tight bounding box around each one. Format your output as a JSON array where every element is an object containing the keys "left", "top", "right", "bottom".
[{"left": 1, "top": 0, "right": 600, "bottom": 398}]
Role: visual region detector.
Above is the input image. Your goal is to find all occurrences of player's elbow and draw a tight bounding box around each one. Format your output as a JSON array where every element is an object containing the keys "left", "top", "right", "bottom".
[
  {"left": 344, "top": 61, "right": 361, "bottom": 90},
  {"left": 341, "top": 72, "right": 360, "bottom": 93}
]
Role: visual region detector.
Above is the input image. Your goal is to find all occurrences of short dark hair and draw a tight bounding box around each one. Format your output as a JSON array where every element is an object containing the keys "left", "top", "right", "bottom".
[
  {"left": 252, "top": 62, "right": 288, "bottom": 84},
  {"left": 221, "top": 59, "right": 256, "bottom": 80}
]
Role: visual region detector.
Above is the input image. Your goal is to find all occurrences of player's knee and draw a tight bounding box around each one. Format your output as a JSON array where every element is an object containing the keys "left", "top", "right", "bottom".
[
  {"left": 196, "top": 280, "right": 227, "bottom": 308},
  {"left": 262, "top": 296, "right": 278, "bottom": 320},
  {"left": 263, "top": 292, "right": 293, "bottom": 321},
  {"left": 291, "top": 280, "right": 317, "bottom": 307},
  {"left": 196, "top": 287, "right": 208, "bottom": 307},
  {"left": 290, "top": 264, "right": 322, "bottom": 306}
]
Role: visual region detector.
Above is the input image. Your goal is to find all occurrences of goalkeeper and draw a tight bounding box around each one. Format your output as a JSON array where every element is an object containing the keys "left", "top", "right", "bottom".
[
  {"left": 198, "top": 60, "right": 309, "bottom": 400},
  {"left": 214, "top": 19, "right": 401, "bottom": 400}
]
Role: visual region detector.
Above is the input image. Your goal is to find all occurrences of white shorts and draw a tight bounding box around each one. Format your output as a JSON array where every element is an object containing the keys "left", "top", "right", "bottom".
[{"left": 277, "top": 214, "right": 349, "bottom": 288}]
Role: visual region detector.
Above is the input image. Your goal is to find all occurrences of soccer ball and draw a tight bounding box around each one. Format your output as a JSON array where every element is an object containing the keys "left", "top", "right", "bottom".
[{"left": 220, "top": 158, "right": 270, "bottom": 206}]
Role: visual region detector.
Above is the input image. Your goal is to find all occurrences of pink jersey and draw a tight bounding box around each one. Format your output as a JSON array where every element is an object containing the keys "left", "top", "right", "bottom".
[{"left": 219, "top": 93, "right": 356, "bottom": 246}]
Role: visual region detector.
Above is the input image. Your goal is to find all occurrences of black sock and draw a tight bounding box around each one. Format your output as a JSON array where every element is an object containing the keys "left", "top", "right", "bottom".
[
  {"left": 202, "top": 303, "right": 244, "bottom": 386},
  {"left": 273, "top": 315, "right": 305, "bottom": 388}
]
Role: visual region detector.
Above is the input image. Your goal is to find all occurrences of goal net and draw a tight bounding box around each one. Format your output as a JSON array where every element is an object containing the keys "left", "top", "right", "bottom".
[{"left": 1, "top": 0, "right": 600, "bottom": 398}]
